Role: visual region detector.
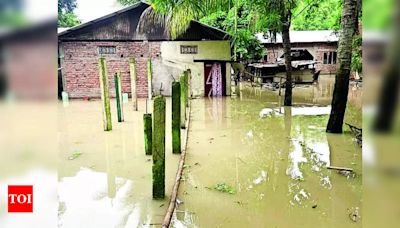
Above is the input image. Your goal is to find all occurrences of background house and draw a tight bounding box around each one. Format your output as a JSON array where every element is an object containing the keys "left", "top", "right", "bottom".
[
  {"left": 256, "top": 30, "right": 339, "bottom": 74},
  {"left": 58, "top": 2, "right": 231, "bottom": 99}
]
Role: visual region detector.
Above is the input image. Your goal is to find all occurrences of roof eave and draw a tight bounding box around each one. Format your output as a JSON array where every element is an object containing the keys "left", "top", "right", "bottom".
[{"left": 58, "top": 1, "right": 145, "bottom": 36}]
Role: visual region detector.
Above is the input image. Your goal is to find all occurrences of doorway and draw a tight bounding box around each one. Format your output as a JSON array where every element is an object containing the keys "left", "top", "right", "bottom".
[{"left": 204, "top": 62, "right": 226, "bottom": 97}]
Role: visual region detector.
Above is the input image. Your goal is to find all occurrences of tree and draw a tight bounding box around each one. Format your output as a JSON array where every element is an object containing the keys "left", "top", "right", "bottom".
[
  {"left": 254, "top": 0, "right": 297, "bottom": 106},
  {"left": 120, "top": 0, "right": 262, "bottom": 61},
  {"left": 58, "top": 0, "right": 81, "bottom": 27},
  {"left": 292, "top": 0, "right": 342, "bottom": 31},
  {"left": 326, "top": 0, "right": 358, "bottom": 133},
  {"left": 200, "top": 4, "right": 265, "bottom": 62}
]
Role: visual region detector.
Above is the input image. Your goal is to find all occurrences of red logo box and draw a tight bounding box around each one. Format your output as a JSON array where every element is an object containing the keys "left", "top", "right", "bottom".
[{"left": 8, "top": 185, "right": 33, "bottom": 213}]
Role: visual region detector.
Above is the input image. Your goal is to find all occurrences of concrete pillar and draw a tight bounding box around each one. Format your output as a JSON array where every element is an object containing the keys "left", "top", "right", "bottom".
[
  {"left": 114, "top": 72, "right": 124, "bottom": 122},
  {"left": 152, "top": 95, "right": 165, "bottom": 199},
  {"left": 129, "top": 58, "right": 138, "bottom": 111},
  {"left": 184, "top": 70, "right": 189, "bottom": 108},
  {"left": 98, "top": 57, "right": 112, "bottom": 131},
  {"left": 147, "top": 59, "right": 152, "bottom": 100},
  {"left": 172, "top": 81, "right": 181, "bottom": 153},
  {"left": 180, "top": 73, "right": 186, "bottom": 128},
  {"left": 143, "top": 114, "right": 152, "bottom": 155},
  {"left": 61, "top": 91, "right": 69, "bottom": 107},
  {"left": 186, "top": 69, "right": 192, "bottom": 99}
]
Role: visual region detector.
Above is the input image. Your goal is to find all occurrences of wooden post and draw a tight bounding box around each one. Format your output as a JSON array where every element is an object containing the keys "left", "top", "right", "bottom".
[
  {"left": 114, "top": 72, "right": 124, "bottom": 122},
  {"left": 143, "top": 114, "right": 152, "bottom": 155},
  {"left": 172, "top": 81, "right": 181, "bottom": 154},
  {"left": 152, "top": 95, "right": 165, "bottom": 199},
  {"left": 180, "top": 73, "right": 186, "bottom": 128},
  {"left": 98, "top": 57, "right": 112, "bottom": 131},
  {"left": 129, "top": 58, "right": 138, "bottom": 111},
  {"left": 147, "top": 59, "right": 152, "bottom": 100}
]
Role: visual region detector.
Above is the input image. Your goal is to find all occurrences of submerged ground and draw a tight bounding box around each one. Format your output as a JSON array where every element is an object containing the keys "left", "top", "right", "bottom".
[
  {"left": 58, "top": 99, "right": 180, "bottom": 227},
  {"left": 55, "top": 75, "right": 361, "bottom": 227},
  {"left": 174, "top": 75, "right": 362, "bottom": 227}
]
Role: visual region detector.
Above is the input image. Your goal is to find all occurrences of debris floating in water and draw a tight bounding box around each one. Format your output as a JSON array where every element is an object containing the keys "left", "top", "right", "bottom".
[
  {"left": 68, "top": 151, "right": 82, "bottom": 160},
  {"left": 348, "top": 207, "right": 360, "bottom": 222},
  {"left": 214, "top": 183, "right": 236, "bottom": 194},
  {"left": 253, "top": 170, "right": 268, "bottom": 185},
  {"left": 246, "top": 130, "right": 254, "bottom": 139}
]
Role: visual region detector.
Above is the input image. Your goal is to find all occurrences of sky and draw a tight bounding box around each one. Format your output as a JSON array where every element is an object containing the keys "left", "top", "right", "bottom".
[
  {"left": 24, "top": 0, "right": 56, "bottom": 22},
  {"left": 17, "top": 0, "right": 123, "bottom": 24},
  {"left": 75, "top": 0, "right": 124, "bottom": 23}
]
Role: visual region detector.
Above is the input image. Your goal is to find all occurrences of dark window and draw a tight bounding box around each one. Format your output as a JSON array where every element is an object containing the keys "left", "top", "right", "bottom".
[
  {"left": 323, "top": 53, "right": 328, "bottom": 64},
  {"left": 323, "top": 51, "right": 337, "bottom": 64},
  {"left": 332, "top": 52, "right": 337, "bottom": 64},
  {"left": 98, "top": 46, "right": 116, "bottom": 55},
  {"left": 180, "top": 45, "right": 198, "bottom": 54}
]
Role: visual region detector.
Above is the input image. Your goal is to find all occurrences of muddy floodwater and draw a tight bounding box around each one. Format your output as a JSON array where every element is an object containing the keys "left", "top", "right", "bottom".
[
  {"left": 58, "top": 99, "right": 180, "bottom": 227},
  {"left": 174, "top": 75, "right": 362, "bottom": 227},
  {"left": 56, "top": 75, "right": 361, "bottom": 227}
]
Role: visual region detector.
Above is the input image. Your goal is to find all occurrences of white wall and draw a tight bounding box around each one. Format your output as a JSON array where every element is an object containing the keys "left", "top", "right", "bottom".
[{"left": 157, "top": 41, "right": 231, "bottom": 97}]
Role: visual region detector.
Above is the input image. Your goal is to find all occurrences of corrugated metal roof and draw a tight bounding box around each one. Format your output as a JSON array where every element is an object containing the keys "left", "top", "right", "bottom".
[{"left": 256, "top": 30, "right": 339, "bottom": 44}]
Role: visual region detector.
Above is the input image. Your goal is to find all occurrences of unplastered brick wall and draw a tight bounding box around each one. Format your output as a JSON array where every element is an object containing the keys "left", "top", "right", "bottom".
[{"left": 61, "top": 41, "right": 161, "bottom": 98}]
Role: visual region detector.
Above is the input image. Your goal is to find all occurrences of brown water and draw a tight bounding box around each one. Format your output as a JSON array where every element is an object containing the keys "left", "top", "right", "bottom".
[
  {"left": 0, "top": 75, "right": 362, "bottom": 227},
  {"left": 58, "top": 98, "right": 181, "bottom": 227},
  {"left": 173, "top": 75, "right": 362, "bottom": 227}
]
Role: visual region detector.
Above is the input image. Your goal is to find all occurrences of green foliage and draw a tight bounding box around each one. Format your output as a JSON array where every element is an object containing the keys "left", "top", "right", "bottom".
[
  {"left": 200, "top": 11, "right": 227, "bottom": 30},
  {"left": 214, "top": 183, "right": 236, "bottom": 194},
  {"left": 58, "top": 0, "right": 78, "bottom": 13},
  {"left": 59, "top": 12, "right": 81, "bottom": 27},
  {"left": 351, "top": 35, "right": 362, "bottom": 73},
  {"left": 292, "top": 0, "right": 342, "bottom": 31},
  {"left": 233, "top": 29, "right": 265, "bottom": 61},
  {"left": 58, "top": 0, "right": 81, "bottom": 27},
  {"left": 200, "top": 2, "right": 265, "bottom": 61},
  {"left": 253, "top": 0, "right": 298, "bottom": 32}
]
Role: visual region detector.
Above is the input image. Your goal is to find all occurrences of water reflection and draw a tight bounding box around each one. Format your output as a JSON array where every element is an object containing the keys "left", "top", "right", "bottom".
[{"left": 176, "top": 79, "right": 362, "bottom": 227}]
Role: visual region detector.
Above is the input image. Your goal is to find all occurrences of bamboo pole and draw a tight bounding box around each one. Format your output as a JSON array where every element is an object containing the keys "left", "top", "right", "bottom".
[
  {"left": 114, "top": 72, "right": 124, "bottom": 122},
  {"left": 161, "top": 98, "right": 191, "bottom": 228},
  {"left": 152, "top": 95, "right": 166, "bottom": 199},
  {"left": 129, "top": 58, "right": 138, "bottom": 111},
  {"left": 172, "top": 81, "right": 181, "bottom": 154},
  {"left": 98, "top": 57, "right": 112, "bottom": 131},
  {"left": 327, "top": 166, "right": 354, "bottom": 172}
]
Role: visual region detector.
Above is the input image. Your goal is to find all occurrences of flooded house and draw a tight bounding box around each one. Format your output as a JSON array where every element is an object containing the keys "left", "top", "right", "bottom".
[
  {"left": 256, "top": 30, "right": 339, "bottom": 74},
  {"left": 58, "top": 2, "right": 232, "bottom": 99},
  {"left": 251, "top": 30, "right": 339, "bottom": 82}
]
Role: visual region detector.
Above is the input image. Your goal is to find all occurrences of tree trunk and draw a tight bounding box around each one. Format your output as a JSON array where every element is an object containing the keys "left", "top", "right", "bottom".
[
  {"left": 326, "top": 0, "right": 358, "bottom": 133},
  {"left": 282, "top": 21, "right": 292, "bottom": 106}
]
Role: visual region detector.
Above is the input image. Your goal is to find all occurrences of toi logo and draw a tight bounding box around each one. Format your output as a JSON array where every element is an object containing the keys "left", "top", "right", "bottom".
[{"left": 8, "top": 185, "right": 33, "bottom": 213}]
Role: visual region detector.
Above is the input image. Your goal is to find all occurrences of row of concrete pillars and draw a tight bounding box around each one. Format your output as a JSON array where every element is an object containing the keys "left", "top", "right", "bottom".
[{"left": 98, "top": 57, "right": 190, "bottom": 199}]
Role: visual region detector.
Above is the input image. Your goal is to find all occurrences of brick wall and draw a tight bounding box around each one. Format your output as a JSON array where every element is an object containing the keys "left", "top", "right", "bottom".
[
  {"left": 264, "top": 42, "right": 338, "bottom": 74},
  {"left": 60, "top": 41, "right": 161, "bottom": 98}
]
